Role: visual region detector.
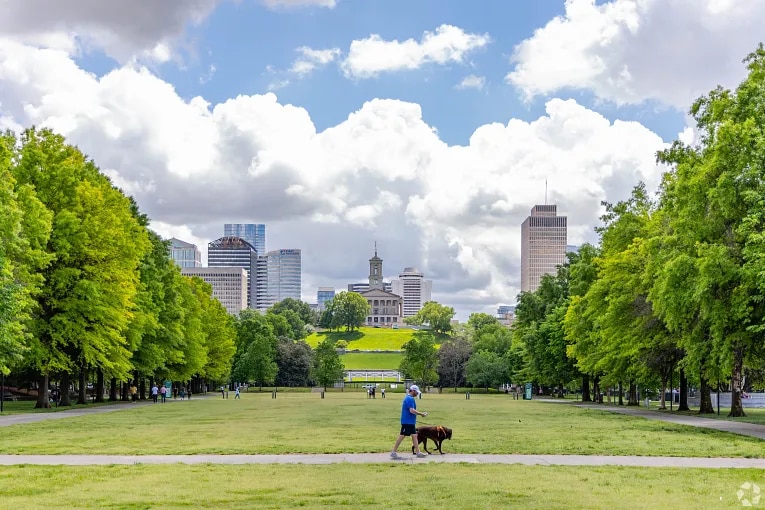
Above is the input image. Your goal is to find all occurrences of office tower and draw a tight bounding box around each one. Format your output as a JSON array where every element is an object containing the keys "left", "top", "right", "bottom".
[
  {"left": 390, "top": 267, "right": 432, "bottom": 318},
  {"left": 497, "top": 305, "right": 515, "bottom": 317},
  {"left": 208, "top": 236, "right": 258, "bottom": 308},
  {"left": 181, "top": 267, "right": 247, "bottom": 315},
  {"left": 521, "top": 204, "right": 567, "bottom": 293},
  {"left": 264, "top": 249, "right": 302, "bottom": 307},
  {"left": 317, "top": 287, "right": 335, "bottom": 311},
  {"left": 223, "top": 224, "right": 266, "bottom": 254},
  {"left": 169, "top": 238, "right": 202, "bottom": 268}
]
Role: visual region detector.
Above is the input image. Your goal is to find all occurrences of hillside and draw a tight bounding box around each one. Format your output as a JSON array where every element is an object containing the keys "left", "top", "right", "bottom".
[{"left": 306, "top": 326, "right": 416, "bottom": 351}]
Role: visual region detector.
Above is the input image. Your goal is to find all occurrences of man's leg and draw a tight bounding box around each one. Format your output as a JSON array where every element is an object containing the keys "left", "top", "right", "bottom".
[
  {"left": 411, "top": 433, "right": 421, "bottom": 454},
  {"left": 391, "top": 433, "right": 407, "bottom": 456}
]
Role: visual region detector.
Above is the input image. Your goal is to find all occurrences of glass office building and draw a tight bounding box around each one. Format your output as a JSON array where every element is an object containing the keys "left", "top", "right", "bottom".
[
  {"left": 169, "top": 238, "right": 202, "bottom": 268},
  {"left": 208, "top": 236, "right": 258, "bottom": 308},
  {"left": 264, "top": 249, "right": 302, "bottom": 307},
  {"left": 223, "top": 224, "right": 266, "bottom": 255}
]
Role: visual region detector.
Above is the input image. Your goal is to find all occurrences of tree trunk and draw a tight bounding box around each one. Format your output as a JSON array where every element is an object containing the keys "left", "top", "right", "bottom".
[
  {"left": 77, "top": 367, "right": 87, "bottom": 405},
  {"left": 109, "top": 377, "right": 118, "bottom": 402},
  {"left": 729, "top": 347, "right": 746, "bottom": 417},
  {"left": 139, "top": 377, "right": 146, "bottom": 400},
  {"left": 677, "top": 369, "right": 690, "bottom": 411},
  {"left": 698, "top": 377, "right": 715, "bottom": 414},
  {"left": 34, "top": 373, "right": 51, "bottom": 409},
  {"left": 658, "top": 375, "right": 668, "bottom": 410},
  {"left": 618, "top": 381, "right": 624, "bottom": 406},
  {"left": 593, "top": 376, "right": 601, "bottom": 403},
  {"left": 581, "top": 374, "right": 591, "bottom": 402},
  {"left": 627, "top": 381, "right": 639, "bottom": 406},
  {"left": 121, "top": 381, "right": 129, "bottom": 401},
  {"left": 95, "top": 369, "right": 105, "bottom": 403},
  {"left": 60, "top": 371, "right": 72, "bottom": 406}
]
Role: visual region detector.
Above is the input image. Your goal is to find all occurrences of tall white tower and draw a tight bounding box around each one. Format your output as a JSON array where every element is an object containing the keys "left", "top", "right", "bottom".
[
  {"left": 390, "top": 267, "right": 432, "bottom": 318},
  {"left": 521, "top": 204, "right": 567, "bottom": 292}
]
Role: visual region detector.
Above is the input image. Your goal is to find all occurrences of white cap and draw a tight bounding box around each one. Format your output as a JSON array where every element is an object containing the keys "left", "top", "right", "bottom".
[{"left": 409, "top": 385, "right": 421, "bottom": 395}]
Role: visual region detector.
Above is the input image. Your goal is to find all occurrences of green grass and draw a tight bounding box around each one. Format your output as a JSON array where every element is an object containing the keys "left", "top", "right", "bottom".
[
  {"left": 341, "top": 352, "right": 403, "bottom": 369},
  {"left": 2, "top": 393, "right": 765, "bottom": 457},
  {"left": 675, "top": 407, "right": 765, "bottom": 426},
  {"left": 306, "top": 326, "right": 415, "bottom": 350},
  {"left": 0, "top": 463, "right": 760, "bottom": 509}
]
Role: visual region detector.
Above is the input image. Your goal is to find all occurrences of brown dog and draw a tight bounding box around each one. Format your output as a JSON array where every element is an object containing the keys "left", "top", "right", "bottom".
[{"left": 412, "top": 425, "right": 452, "bottom": 455}]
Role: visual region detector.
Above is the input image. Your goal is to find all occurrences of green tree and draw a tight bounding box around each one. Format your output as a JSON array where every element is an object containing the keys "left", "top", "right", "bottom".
[
  {"left": 326, "top": 291, "right": 369, "bottom": 332},
  {"left": 275, "top": 338, "right": 313, "bottom": 387},
  {"left": 270, "top": 298, "right": 316, "bottom": 330},
  {"left": 233, "top": 309, "right": 278, "bottom": 390},
  {"left": 437, "top": 334, "right": 472, "bottom": 391},
  {"left": 312, "top": 338, "right": 345, "bottom": 391},
  {"left": 404, "top": 301, "right": 455, "bottom": 335},
  {"left": 400, "top": 332, "right": 438, "bottom": 388},
  {"left": 465, "top": 350, "right": 506, "bottom": 392},
  {"left": 12, "top": 128, "right": 150, "bottom": 408}
]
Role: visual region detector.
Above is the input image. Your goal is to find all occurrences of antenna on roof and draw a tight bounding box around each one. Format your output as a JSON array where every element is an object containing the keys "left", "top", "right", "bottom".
[
  {"left": 374, "top": 240, "right": 377, "bottom": 257},
  {"left": 545, "top": 179, "right": 548, "bottom": 205}
]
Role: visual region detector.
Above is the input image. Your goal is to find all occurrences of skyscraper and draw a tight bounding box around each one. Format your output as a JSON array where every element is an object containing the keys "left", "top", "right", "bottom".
[
  {"left": 317, "top": 287, "right": 335, "bottom": 311},
  {"left": 181, "top": 267, "right": 247, "bottom": 315},
  {"left": 521, "top": 204, "right": 567, "bottom": 292},
  {"left": 223, "top": 224, "right": 266, "bottom": 254},
  {"left": 169, "top": 238, "right": 202, "bottom": 268},
  {"left": 208, "top": 236, "right": 258, "bottom": 308},
  {"left": 264, "top": 249, "right": 302, "bottom": 307},
  {"left": 390, "top": 267, "right": 432, "bottom": 318}
]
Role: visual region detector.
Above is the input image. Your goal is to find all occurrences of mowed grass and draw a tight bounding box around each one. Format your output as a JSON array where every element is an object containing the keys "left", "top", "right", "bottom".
[
  {"left": 2, "top": 393, "right": 765, "bottom": 457},
  {"left": 0, "top": 463, "right": 761, "bottom": 510},
  {"left": 341, "top": 352, "right": 403, "bottom": 369},
  {"left": 306, "top": 326, "right": 415, "bottom": 350}
]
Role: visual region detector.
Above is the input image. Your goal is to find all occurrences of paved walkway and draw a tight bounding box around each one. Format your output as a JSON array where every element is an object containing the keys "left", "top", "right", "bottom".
[
  {"left": 0, "top": 453, "right": 763, "bottom": 467},
  {"left": 577, "top": 404, "right": 765, "bottom": 441}
]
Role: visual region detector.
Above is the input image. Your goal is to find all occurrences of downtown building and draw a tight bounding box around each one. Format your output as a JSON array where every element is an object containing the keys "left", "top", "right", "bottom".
[
  {"left": 350, "top": 248, "right": 403, "bottom": 327},
  {"left": 316, "top": 287, "right": 335, "bottom": 311},
  {"left": 208, "top": 236, "right": 258, "bottom": 308},
  {"left": 169, "top": 238, "right": 202, "bottom": 268},
  {"left": 390, "top": 267, "right": 432, "bottom": 318},
  {"left": 180, "top": 267, "right": 248, "bottom": 315},
  {"left": 223, "top": 223, "right": 266, "bottom": 255},
  {"left": 264, "top": 249, "right": 302, "bottom": 307},
  {"left": 520, "top": 204, "right": 567, "bottom": 293}
]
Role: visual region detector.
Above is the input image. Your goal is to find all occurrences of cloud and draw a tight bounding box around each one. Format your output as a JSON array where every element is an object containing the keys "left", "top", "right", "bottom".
[
  {"left": 341, "top": 24, "right": 490, "bottom": 78},
  {"left": 262, "top": 0, "right": 337, "bottom": 9},
  {"left": 0, "top": 0, "right": 221, "bottom": 62},
  {"left": 199, "top": 64, "right": 217, "bottom": 84},
  {"left": 0, "top": 39, "right": 667, "bottom": 319},
  {"left": 290, "top": 46, "right": 341, "bottom": 76},
  {"left": 506, "top": 0, "right": 765, "bottom": 108},
  {"left": 456, "top": 74, "right": 486, "bottom": 90}
]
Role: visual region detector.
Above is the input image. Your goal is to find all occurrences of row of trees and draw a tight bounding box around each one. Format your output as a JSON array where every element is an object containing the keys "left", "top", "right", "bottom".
[
  {"left": 511, "top": 46, "right": 765, "bottom": 417},
  {"left": 1, "top": 128, "right": 236, "bottom": 408}
]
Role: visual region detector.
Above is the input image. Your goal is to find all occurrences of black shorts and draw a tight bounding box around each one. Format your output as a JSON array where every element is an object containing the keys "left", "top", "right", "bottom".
[{"left": 400, "top": 424, "right": 417, "bottom": 436}]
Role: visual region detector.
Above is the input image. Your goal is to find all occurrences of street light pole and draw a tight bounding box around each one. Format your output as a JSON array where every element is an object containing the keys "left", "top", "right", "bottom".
[{"left": 1, "top": 370, "right": 4, "bottom": 414}]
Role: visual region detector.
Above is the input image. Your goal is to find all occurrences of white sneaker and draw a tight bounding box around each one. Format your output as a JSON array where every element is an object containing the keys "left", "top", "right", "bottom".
[
  {"left": 415, "top": 452, "right": 428, "bottom": 458},
  {"left": 390, "top": 451, "right": 399, "bottom": 459}
]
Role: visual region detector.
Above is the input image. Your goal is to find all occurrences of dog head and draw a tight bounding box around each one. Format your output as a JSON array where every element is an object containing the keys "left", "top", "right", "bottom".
[{"left": 437, "top": 426, "right": 452, "bottom": 441}]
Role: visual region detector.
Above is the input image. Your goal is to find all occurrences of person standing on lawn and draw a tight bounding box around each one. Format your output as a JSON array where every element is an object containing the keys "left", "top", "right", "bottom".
[{"left": 390, "top": 385, "right": 428, "bottom": 459}]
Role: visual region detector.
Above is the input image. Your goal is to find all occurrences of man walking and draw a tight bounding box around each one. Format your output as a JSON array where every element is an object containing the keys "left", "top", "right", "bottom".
[
  {"left": 151, "top": 383, "right": 158, "bottom": 403},
  {"left": 390, "top": 385, "right": 428, "bottom": 459}
]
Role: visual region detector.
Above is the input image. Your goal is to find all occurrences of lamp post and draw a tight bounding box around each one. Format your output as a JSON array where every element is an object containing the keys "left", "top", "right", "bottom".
[{"left": 1, "top": 370, "right": 4, "bottom": 414}]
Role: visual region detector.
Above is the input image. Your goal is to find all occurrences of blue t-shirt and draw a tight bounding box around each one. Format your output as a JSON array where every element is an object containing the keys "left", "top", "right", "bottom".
[{"left": 400, "top": 394, "right": 417, "bottom": 425}]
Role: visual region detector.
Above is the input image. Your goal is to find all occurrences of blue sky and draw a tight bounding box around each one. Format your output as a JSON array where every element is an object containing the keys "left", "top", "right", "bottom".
[{"left": 1, "top": 0, "right": 763, "bottom": 318}]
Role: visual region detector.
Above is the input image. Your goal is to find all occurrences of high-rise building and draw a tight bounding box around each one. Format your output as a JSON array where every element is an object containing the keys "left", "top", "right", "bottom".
[
  {"left": 264, "top": 249, "right": 302, "bottom": 307},
  {"left": 208, "top": 236, "right": 258, "bottom": 308},
  {"left": 390, "top": 267, "right": 432, "bottom": 318},
  {"left": 521, "top": 204, "right": 567, "bottom": 292},
  {"left": 169, "top": 238, "right": 202, "bottom": 268},
  {"left": 223, "top": 224, "right": 266, "bottom": 254},
  {"left": 181, "top": 267, "right": 247, "bottom": 315},
  {"left": 317, "top": 287, "right": 335, "bottom": 311}
]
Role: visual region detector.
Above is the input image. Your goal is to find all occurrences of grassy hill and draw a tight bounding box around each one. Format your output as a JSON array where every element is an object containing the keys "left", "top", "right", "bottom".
[
  {"left": 340, "top": 352, "right": 403, "bottom": 370},
  {"left": 306, "top": 326, "right": 416, "bottom": 350}
]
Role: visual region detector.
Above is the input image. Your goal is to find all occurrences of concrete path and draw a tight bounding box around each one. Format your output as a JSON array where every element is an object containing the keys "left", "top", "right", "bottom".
[
  {"left": 0, "top": 453, "right": 764, "bottom": 467},
  {"left": 577, "top": 404, "right": 765, "bottom": 441}
]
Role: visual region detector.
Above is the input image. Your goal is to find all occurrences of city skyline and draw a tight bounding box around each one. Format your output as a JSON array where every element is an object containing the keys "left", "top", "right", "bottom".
[{"left": 1, "top": 1, "right": 762, "bottom": 320}]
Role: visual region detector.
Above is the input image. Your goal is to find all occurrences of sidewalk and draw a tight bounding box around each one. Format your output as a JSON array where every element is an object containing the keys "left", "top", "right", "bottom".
[
  {"left": 577, "top": 404, "right": 765, "bottom": 441},
  {"left": 0, "top": 453, "right": 763, "bottom": 467}
]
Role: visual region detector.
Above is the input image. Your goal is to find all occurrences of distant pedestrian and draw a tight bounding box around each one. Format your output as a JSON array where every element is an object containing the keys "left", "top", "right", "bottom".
[
  {"left": 372, "top": 387, "right": 376, "bottom": 399},
  {"left": 160, "top": 385, "right": 167, "bottom": 403},
  {"left": 179, "top": 387, "right": 185, "bottom": 400},
  {"left": 234, "top": 387, "right": 241, "bottom": 399},
  {"left": 151, "top": 383, "right": 158, "bottom": 403},
  {"left": 221, "top": 386, "right": 226, "bottom": 399},
  {"left": 187, "top": 387, "right": 192, "bottom": 400},
  {"left": 381, "top": 388, "right": 386, "bottom": 399},
  {"left": 130, "top": 384, "right": 138, "bottom": 403}
]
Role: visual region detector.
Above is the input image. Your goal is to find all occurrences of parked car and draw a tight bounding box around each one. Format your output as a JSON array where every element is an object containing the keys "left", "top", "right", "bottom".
[{"left": 1, "top": 391, "right": 17, "bottom": 401}]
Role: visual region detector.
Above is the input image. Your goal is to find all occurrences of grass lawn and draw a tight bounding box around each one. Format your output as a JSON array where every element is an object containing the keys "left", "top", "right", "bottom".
[
  {"left": 0, "top": 463, "right": 760, "bottom": 509},
  {"left": 306, "top": 326, "right": 416, "bottom": 350},
  {"left": 341, "top": 352, "right": 403, "bottom": 369},
  {"left": 2, "top": 393, "right": 765, "bottom": 457}
]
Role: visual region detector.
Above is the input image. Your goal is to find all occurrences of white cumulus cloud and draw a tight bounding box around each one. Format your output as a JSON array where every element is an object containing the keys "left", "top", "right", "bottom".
[
  {"left": 456, "top": 74, "right": 486, "bottom": 90},
  {"left": 507, "top": 0, "right": 765, "bottom": 108},
  {"left": 342, "top": 24, "right": 490, "bottom": 78},
  {"left": 290, "top": 46, "right": 342, "bottom": 76}
]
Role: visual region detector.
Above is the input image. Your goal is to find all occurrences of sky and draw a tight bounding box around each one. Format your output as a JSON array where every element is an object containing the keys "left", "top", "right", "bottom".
[{"left": 1, "top": 0, "right": 764, "bottom": 321}]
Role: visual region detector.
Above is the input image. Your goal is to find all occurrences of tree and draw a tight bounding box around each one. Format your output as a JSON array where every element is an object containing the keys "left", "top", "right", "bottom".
[
  {"left": 465, "top": 350, "right": 506, "bottom": 392},
  {"left": 233, "top": 309, "right": 278, "bottom": 390},
  {"left": 437, "top": 335, "right": 472, "bottom": 391},
  {"left": 400, "top": 332, "right": 438, "bottom": 388},
  {"left": 11, "top": 128, "right": 150, "bottom": 408},
  {"left": 313, "top": 338, "right": 345, "bottom": 390},
  {"left": 276, "top": 338, "right": 313, "bottom": 387},
  {"left": 404, "top": 301, "right": 455, "bottom": 335},
  {"left": 325, "top": 291, "right": 369, "bottom": 332},
  {"left": 650, "top": 46, "right": 765, "bottom": 417},
  {"left": 270, "top": 298, "right": 316, "bottom": 329}
]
